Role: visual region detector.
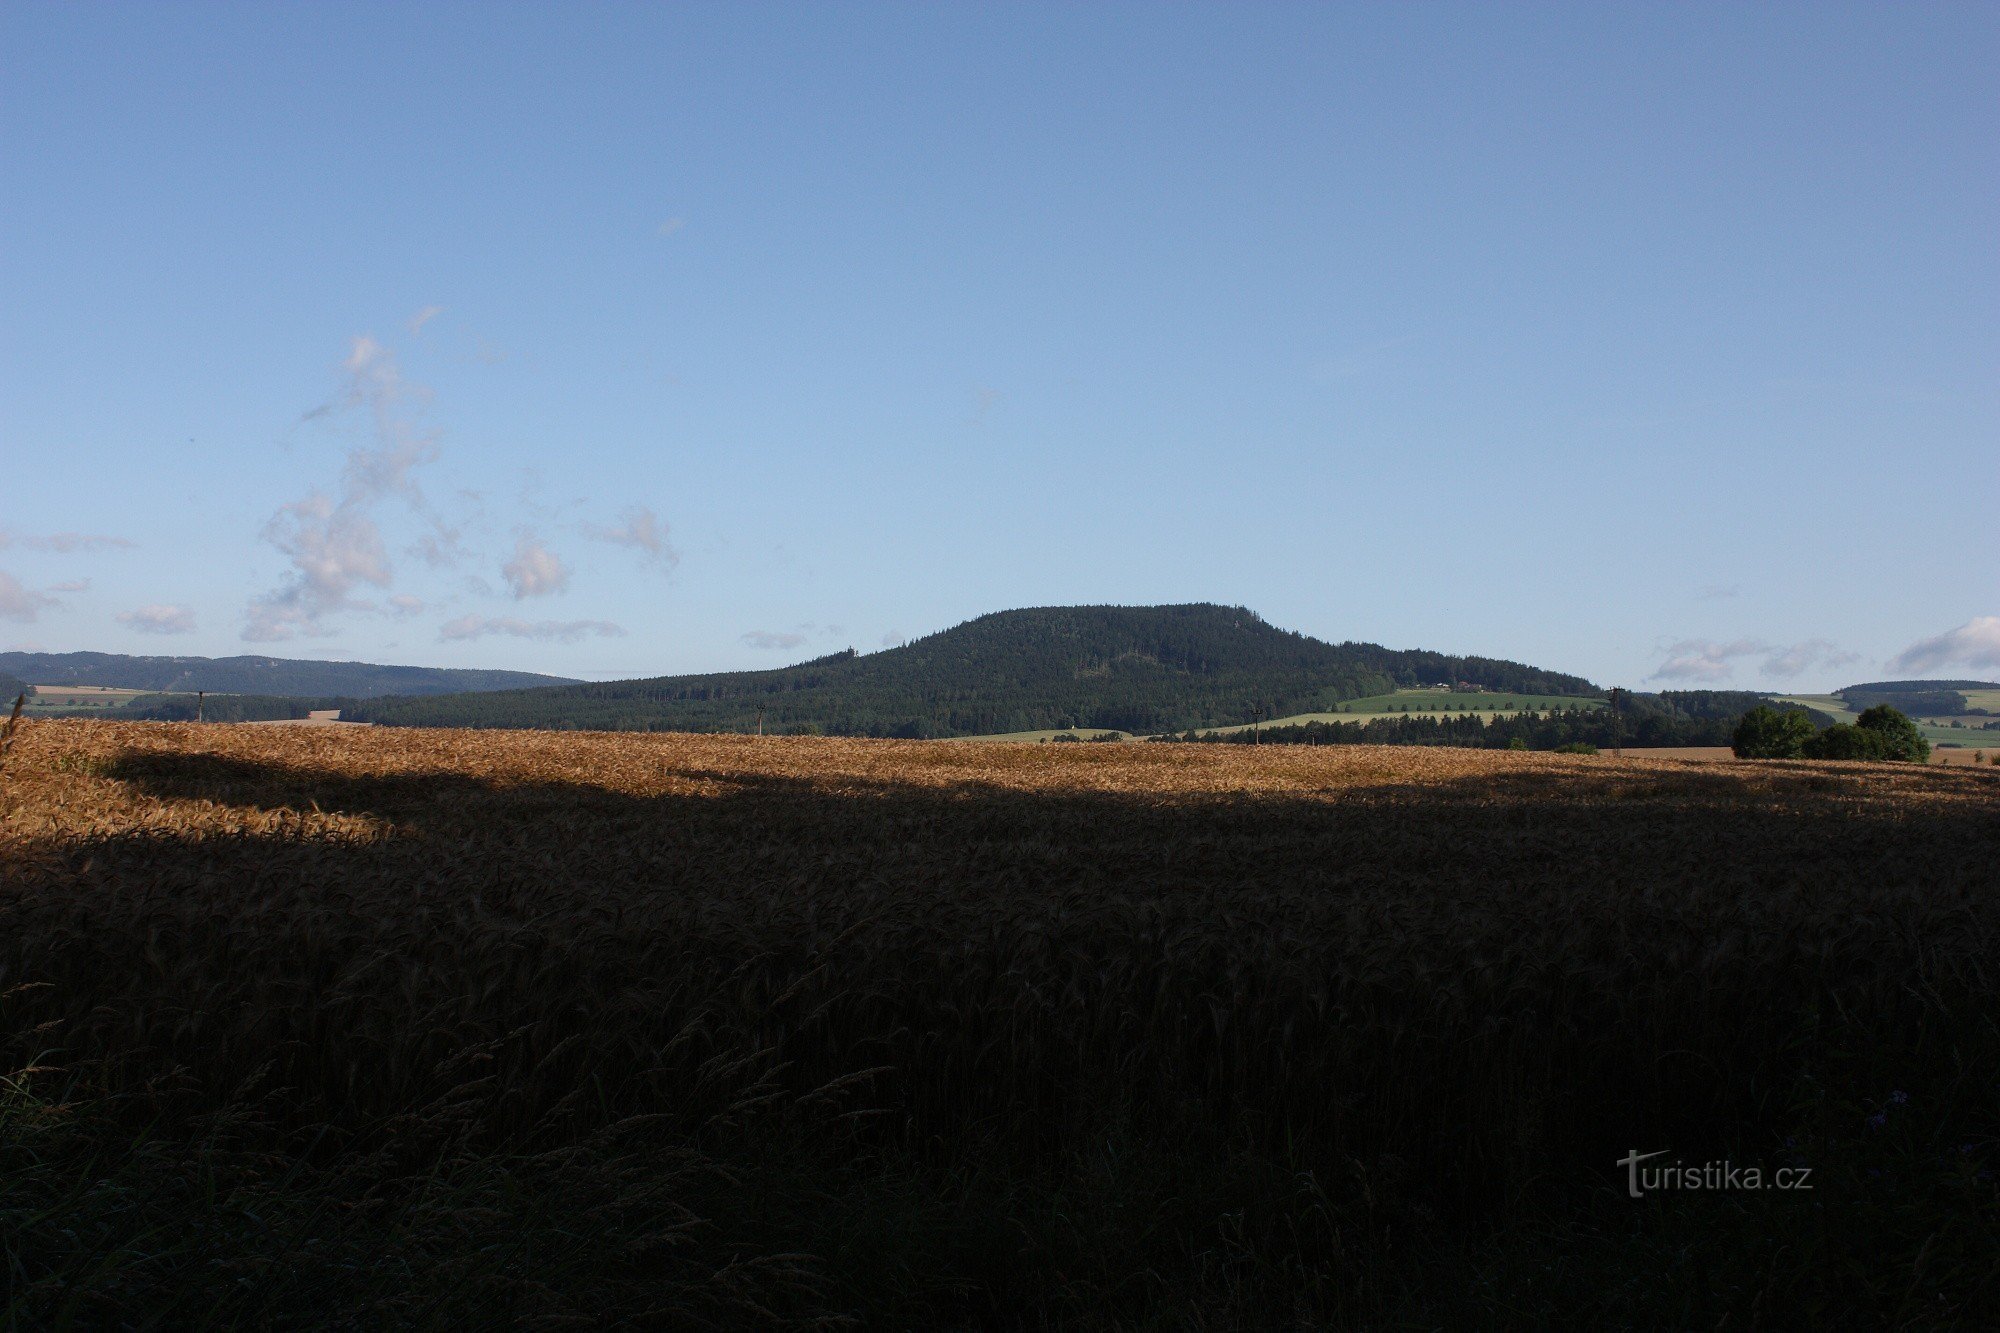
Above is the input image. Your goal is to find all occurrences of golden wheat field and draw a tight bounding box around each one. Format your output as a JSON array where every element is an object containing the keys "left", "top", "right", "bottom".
[{"left": 4, "top": 718, "right": 1998, "bottom": 1327}]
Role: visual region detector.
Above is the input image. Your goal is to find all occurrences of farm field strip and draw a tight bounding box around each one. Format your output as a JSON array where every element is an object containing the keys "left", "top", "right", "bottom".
[
  {"left": 2, "top": 719, "right": 1995, "bottom": 1326},
  {"left": 956, "top": 691, "right": 1609, "bottom": 742},
  {"left": 1772, "top": 693, "right": 1994, "bottom": 749},
  {"left": 1178, "top": 691, "right": 1604, "bottom": 738}
]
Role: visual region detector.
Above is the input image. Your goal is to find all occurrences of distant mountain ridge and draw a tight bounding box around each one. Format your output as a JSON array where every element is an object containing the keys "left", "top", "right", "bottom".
[
  {"left": 347, "top": 603, "right": 1601, "bottom": 737},
  {"left": 0, "top": 651, "right": 577, "bottom": 699}
]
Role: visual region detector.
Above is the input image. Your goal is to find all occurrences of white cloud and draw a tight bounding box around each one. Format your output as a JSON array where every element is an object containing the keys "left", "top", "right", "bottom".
[
  {"left": 1890, "top": 617, "right": 2000, "bottom": 675},
  {"left": 0, "top": 570, "right": 55, "bottom": 622},
  {"left": 336, "top": 337, "right": 440, "bottom": 497},
  {"left": 248, "top": 336, "right": 443, "bottom": 641},
  {"left": 502, "top": 535, "right": 570, "bottom": 599},
  {"left": 1650, "top": 636, "right": 1860, "bottom": 682},
  {"left": 48, "top": 579, "right": 92, "bottom": 593},
  {"left": 117, "top": 604, "right": 197, "bottom": 635},
  {"left": 244, "top": 494, "right": 392, "bottom": 641},
  {"left": 585, "top": 505, "right": 679, "bottom": 568},
  {"left": 388, "top": 594, "right": 427, "bottom": 616},
  {"left": 408, "top": 305, "right": 444, "bottom": 334},
  {"left": 741, "top": 630, "right": 808, "bottom": 651},
  {"left": 439, "top": 614, "right": 624, "bottom": 643}
]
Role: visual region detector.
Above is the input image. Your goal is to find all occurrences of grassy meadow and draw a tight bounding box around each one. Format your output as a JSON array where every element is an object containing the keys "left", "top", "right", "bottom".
[
  {"left": 18, "top": 686, "right": 164, "bottom": 714},
  {"left": 1181, "top": 688, "right": 1603, "bottom": 737},
  {"left": 1775, "top": 693, "right": 2000, "bottom": 751},
  {"left": 2, "top": 720, "right": 1997, "bottom": 1327},
  {"left": 958, "top": 689, "right": 1605, "bottom": 742}
]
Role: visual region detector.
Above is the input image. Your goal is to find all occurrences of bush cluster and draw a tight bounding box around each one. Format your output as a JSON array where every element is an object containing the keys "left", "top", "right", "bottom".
[{"left": 1734, "top": 703, "right": 1929, "bottom": 764}]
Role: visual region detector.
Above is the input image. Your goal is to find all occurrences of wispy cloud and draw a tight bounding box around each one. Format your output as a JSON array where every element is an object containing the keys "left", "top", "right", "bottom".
[
  {"left": 117, "top": 604, "right": 197, "bottom": 635},
  {"left": 439, "top": 614, "right": 624, "bottom": 643},
  {"left": 0, "top": 531, "right": 135, "bottom": 553},
  {"left": 48, "top": 579, "right": 92, "bottom": 594},
  {"left": 1650, "top": 638, "right": 1768, "bottom": 682},
  {"left": 247, "top": 336, "right": 442, "bottom": 641},
  {"left": 388, "top": 593, "right": 426, "bottom": 616},
  {"left": 409, "top": 526, "right": 467, "bottom": 569},
  {"left": 1891, "top": 616, "right": 2000, "bottom": 675},
  {"left": 502, "top": 535, "right": 570, "bottom": 599},
  {"left": 585, "top": 505, "right": 678, "bottom": 569},
  {"left": 408, "top": 305, "right": 444, "bottom": 335},
  {"left": 741, "top": 630, "right": 807, "bottom": 651},
  {"left": 1649, "top": 637, "right": 1858, "bottom": 683},
  {"left": 657, "top": 216, "right": 685, "bottom": 238},
  {"left": 0, "top": 570, "right": 55, "bottom": 622},
  {"left": 1762, "top": 639, "right": 1859, "bottom": 679}
]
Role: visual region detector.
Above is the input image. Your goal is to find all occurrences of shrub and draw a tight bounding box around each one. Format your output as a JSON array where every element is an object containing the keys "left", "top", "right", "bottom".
[
  {"left": 1507, "top": 738, "right": 1528, "bottom": 751},
  {"left": 1732, "top": 705, "right": 1816, "bottom": 759},
  {"left": 1802, "top": 723, "right": 1887, "bottom": 761},
  {"left": 1854, "top": 705, "right": 1930, "bottom": 764},
  {"left": 1553, "top": 742, "right": 1598, "bottom": 755}
]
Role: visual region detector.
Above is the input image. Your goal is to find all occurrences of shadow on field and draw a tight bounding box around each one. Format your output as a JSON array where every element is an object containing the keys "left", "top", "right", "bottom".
[{"left": 3, "top": 745, "right": 1997, "bottom": 1327}]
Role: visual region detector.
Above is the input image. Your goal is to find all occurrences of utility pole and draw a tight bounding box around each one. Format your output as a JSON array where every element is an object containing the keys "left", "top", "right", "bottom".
[
  {"left": 196, "top": 690, "right": 205, "bottom": 723},
  {"left": 756, "top": 703, "right": 765, "bottom": 737},
  {"left": 1251, "top": 705, "right": 1263, "bottom": 745}
]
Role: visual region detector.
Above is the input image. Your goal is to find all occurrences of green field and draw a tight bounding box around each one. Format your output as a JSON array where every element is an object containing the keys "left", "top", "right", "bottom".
[
  {"left": 1774, "top": 693, "right": 1856, "bottom": 722},
  {"left": 1924, "top": 720, "right": 2000, "bottom": 746},
  {"left": 1183, "top": 690, "right": 1604, "bottom": 738},
  {"left": 952, "top": 729, "right": 1134, "bottom": 743},
  {"left": 21, "top": 686, "right": 161, "bottom": 713},
  {"left": 951, "top": 690, "right": 1607, "bottom": 743},
  {"left": 1775, "top": 694, "right": 2000, "bottom": 750}
]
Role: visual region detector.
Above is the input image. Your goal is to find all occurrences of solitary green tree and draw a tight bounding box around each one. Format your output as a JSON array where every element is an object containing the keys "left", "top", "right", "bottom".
[{"left": 1732, "top": 705, "right": 1816, "bottom": 759}]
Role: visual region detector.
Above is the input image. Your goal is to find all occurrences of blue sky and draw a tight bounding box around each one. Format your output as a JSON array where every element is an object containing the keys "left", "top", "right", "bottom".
[{"left": 2, "top": 2, "right": 1994, "bottom": 689}]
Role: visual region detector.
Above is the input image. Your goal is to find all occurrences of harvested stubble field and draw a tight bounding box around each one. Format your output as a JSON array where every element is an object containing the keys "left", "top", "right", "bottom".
[{"left": 3, "top": 720, "right": 1998, "bottom": 1328}]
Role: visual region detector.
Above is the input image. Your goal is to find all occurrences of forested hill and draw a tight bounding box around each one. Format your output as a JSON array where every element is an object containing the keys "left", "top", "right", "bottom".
[
  {"left": 0, "top": 651, "right": 576, "bottom": 699},
  {"left": 346, "top": 604, "right": 1600, "bottom": 737}
]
